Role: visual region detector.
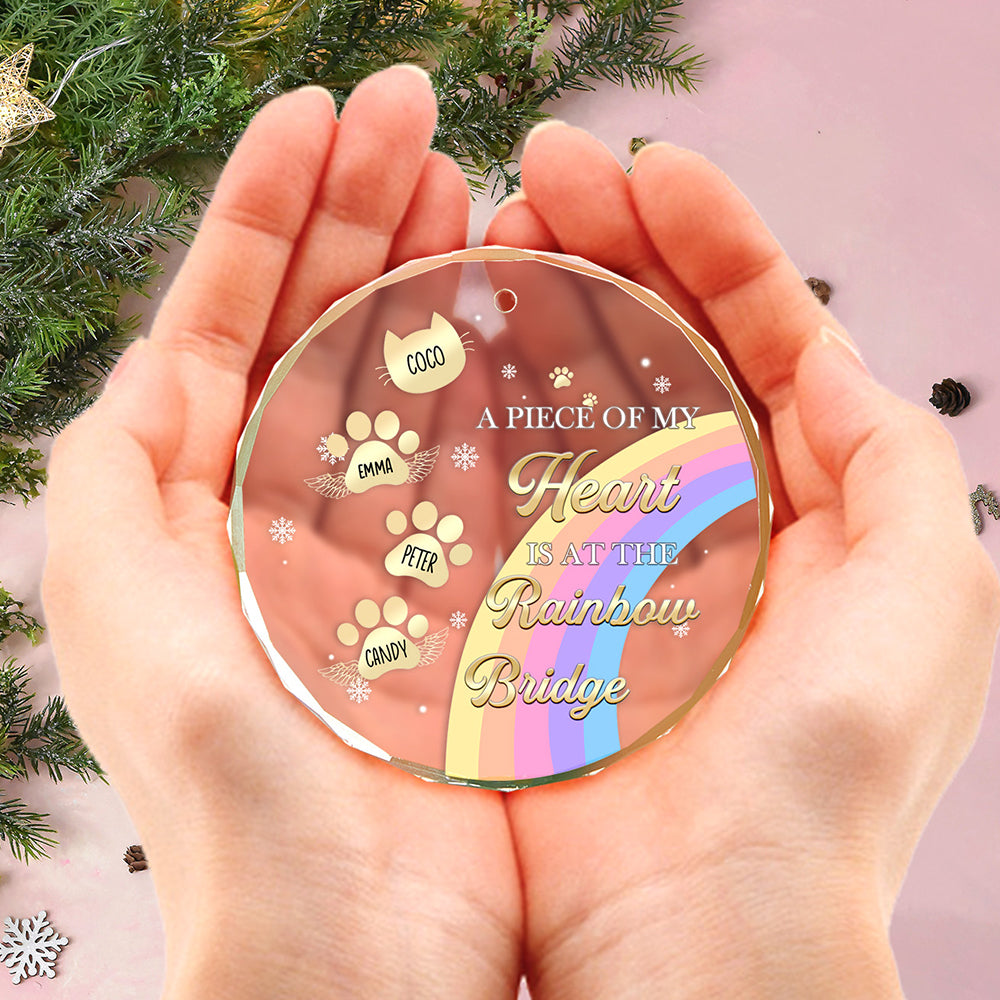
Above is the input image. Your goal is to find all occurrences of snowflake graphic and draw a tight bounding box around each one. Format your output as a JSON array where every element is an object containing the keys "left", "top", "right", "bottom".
[
  {"left": 269, "top": 517, "right": 296, "bottom": 544},
  {"left": 1, "top": 911, "right": 68, "bottom": 985},
  {"left": 450, "top": 611, "right": 468, "bottom": 629},
  {"left": 672, "top": 623, "right": 690, "bottom": 638},
  {"left": 346, "top": 676, "right": 371, "bottom": 704},
  {"left": 654, "top": 375, "right": 672, "bottom": 394},
  {"left": 451, "top": 442, "right": 479, "bottom": 472},
  {"left": 501, "top": 363, "right": 518, "bottom": 380},
  {"left": 317, "top": 436, "right": 344, "bottom": 464}
]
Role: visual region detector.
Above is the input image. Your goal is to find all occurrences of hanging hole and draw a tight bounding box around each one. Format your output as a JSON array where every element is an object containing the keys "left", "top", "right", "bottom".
[{"left": 494, "top": 288, "right": 517, "bottom": 313}]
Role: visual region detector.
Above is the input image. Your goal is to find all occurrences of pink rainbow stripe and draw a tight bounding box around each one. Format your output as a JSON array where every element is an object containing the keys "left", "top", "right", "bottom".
[{"left": 476, "top": 424, "right": 748, "bottom": 780}]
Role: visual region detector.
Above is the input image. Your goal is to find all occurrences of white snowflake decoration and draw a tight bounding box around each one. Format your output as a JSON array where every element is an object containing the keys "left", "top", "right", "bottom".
[
  {"left": 672, "top": 623, "right": 690, "bottom": 638},
  {"left": 450, "top": 611, "right": 468, "bottom": 629},
  {"left": 269, "top": 517, "right": 296, "bottom": 544},
  {"left": 451, "top": 442, "right": 479, "bottom": 472},
  {"left": 501, "top": 363, "right": 517, "bottom": 380},
  {"left": 654, "top": 375, "right": 672, "bottom": 394},
  {"left": 316, "top": 437, "right": 344, "bottom": 464},
  {"left": 346, "top": 676, "right": 371, "bottom": 704},
  {"left": 1, "top": 911, "right": 68, "bottom": 985}
]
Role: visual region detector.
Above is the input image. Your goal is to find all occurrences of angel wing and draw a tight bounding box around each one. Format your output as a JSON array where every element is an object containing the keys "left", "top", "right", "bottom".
[
  {"left": 304, "top": 471, "right": 351, "bottom": 499},
  {"left": 405, "top": 446, "right": 440, "bottom": 484},
  {"left": 319, "top": 659, "right": 361, "bottom": 687},
  {"left": 417, "top": 626, "right": 450, "bottom": 668}
]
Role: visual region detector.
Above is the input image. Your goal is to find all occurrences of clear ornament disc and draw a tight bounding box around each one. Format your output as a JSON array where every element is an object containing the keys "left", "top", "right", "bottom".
[{"left": 229, "top": 247, "right": 770, "bottom": 788}]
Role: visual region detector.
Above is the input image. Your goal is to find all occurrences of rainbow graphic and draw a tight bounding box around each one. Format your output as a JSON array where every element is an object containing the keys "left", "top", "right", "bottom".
[{"left": 444, "top": 410, "right": 758, "bottom": 783}]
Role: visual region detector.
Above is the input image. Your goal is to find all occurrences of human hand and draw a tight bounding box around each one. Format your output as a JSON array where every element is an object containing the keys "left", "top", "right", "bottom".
[
  {"left": 484, "top": 122, "right": 1000, "bottom": 998},
  {"left": 42, "top": 68, "right": 521, "bottom": 1000}
]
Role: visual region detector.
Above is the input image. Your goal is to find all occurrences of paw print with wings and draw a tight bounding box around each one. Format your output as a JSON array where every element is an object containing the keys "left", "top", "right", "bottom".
[
  {"left": 319, "top": 626, "right": 450, "bottom": 693},
  {"left": 305, "top": 446, "right": 439, "bottom": 500}
]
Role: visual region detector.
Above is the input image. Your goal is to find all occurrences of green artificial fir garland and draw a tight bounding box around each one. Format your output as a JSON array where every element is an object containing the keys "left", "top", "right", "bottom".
[
  {"left": 0, "top": 0, "right": 702, "bottom": 862},
  {"left": 0, "top": 587, "right": 104, "bottom": 862},
  {"left": 1, "top": 0, "right": 702, "bottom": 456}
]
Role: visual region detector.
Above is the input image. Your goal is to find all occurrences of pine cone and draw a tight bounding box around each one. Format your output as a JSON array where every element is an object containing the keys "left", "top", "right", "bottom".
[
  {"left": 124, "top": 844, "right": 148, "bottom": 873},
  {"left": 806, "top": 277, "right": 832, "bottom": 304},
  {"left": 929, "top": 377, "right": 971, "bottom": 416}
]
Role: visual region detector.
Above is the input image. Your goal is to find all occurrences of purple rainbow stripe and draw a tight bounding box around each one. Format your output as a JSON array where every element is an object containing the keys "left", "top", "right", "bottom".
[
  {"left": 510, "top": 443, "right": 752, "bottom": 779},
  {"left": 553, "top": 464, "right": 752, "bottom": 775}
]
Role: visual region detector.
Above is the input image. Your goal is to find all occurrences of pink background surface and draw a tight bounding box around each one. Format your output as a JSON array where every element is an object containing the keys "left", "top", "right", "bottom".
[{"left": 3, "top": 1, "right": 1000, "bottom": 995}]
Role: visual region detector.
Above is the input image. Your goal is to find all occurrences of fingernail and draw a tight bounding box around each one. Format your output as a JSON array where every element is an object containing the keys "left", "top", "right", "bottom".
[
  {"left": 631, "top": 141, "right": 664, "bottom": 166},
  {"left": 393, "top": 63, "right": 432, "bottom": 84},
  {"left": 819, "top": 325, "right": 869, "bottom": 374},
  {"left": 497, "top": 190, "right": 526, "bottom": 210},
  {"left": 294, "top": 84, "right": 336, "bottom": 103},
  {"left": 524, "top": 119, "right": 567, "bottom": 149}
]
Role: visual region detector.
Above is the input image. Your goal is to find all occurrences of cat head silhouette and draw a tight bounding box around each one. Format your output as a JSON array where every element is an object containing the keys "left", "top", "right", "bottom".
[{"left": 381, "top": 312, "right": 471, "bottom": 394}]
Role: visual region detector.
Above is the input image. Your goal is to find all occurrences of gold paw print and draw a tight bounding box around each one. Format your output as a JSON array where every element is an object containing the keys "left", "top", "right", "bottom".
[
  {"left": 582, "top": 392, "right": 598, "bottom": 406},
  {"left": 549, "top": 366, "right": 574, "bottom": 389},
  {"left": 304, "top": 409, "right": 438, "bottom": 499},
  {"left": 322, "top": 596, "right": 448, "bottom": 684},
  {"left": 384, "top": 501, "right": 473, "bottom": 589}
]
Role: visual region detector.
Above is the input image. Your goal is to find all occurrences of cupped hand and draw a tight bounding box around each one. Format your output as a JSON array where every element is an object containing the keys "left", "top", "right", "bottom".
[
  {"left": 485, "top": 122, "right": 1000, "bottom": 998},
  {"left": 42, "top": 68, "right": 521, "bottom": 1000}
]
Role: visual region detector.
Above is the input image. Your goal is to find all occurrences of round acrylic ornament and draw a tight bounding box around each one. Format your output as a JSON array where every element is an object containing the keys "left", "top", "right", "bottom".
[{"left": 229, "top": 247, "right": 770, "bottom": 788}]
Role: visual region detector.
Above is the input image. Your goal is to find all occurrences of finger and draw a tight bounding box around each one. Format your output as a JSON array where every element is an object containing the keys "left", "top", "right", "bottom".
[
  {"left": 484, "top": 145, "right": 793, "bottom": 541},
  {"left": 239, "top": 65, "right": 441, "bottom": 530},
  {"left": 486, "top": 134, "right": 670, "bottom": 417},
  {"left": 795, "top": 330, "right": 972, "bottom": 558},
  {"left": 483, "top": 195, "right": 575, "bottom": 539},
  {"left": 244, "top": 146, "right": 469, "bottom": 532},
  {"left": 518, "top": 122, "right": 708, "bottom": 330},
  {"left": 497, "top": 126, "right": 798, "bottom": 531},
  {"left": 320, "top": 282, "right": 477, "bottom": 563},
  {"left": 386, "top": 151, "right": 470, "bottom": 269},
  {"left": 150, "top": 87, "right": 338, "bottom": 496},
  {"left": 506, "top": 124, "right": 732, "bottom": 422},
  {"left": 242, "top": 149, "right": 470, "bottom": 536},
  {"left": 336, "top": 149, "right": 471, "bottom": 487},
  {"left": 487, "top": 129, "right": 707, "bottom": 402},
  {"left": 630, "top": 142, "right": 854, "bottom": 407},
  {"left": 246, "top": 64, "right": 440, "bottom": 405},
  {"left": 630, "top": 142, "right": 845, "bottom": 520},
  {"left": 484, "top": 192, "right": 560, "bottom": 250}
]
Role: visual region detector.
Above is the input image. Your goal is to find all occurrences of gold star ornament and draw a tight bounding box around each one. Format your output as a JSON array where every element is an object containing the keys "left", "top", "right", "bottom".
[{"left": 0, "top": 45, "right": 55, "bottom": 154}]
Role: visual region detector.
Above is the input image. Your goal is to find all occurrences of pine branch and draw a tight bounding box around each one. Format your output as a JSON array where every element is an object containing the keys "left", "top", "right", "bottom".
[
  {"left": 0, "top": 796, "right": 57, "bottom": 863},
  {"left": 427, "top": 3, "right": 554, "bottom": 196},
  {"left": 0, "top": 659, "right": 104, "bottom": 783},
  {"left": 538, "top": 0, "right": 704, "bottom": 100},
  {"left": 0, "top": 658, "right": 105, "bottom": 863},
  {"left": 3, "top": 188, "right": 196, "bottom": 292},
  {"left": 0, "top": 580, "right": 102, "bottom": 867},
  {"left": 0, "top": 0, "right": 703, "bottom": 452},
  {"left": 11, "top": 692, "right": 105, "bottom": 783},
  {"left": 0, "top": 661, "right": 34, "bottom": 737}
]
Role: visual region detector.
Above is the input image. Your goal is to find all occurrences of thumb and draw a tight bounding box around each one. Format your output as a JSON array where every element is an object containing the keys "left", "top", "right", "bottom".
[{"left": 794, "top": 327, "right": 972, "bottom": 556}]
